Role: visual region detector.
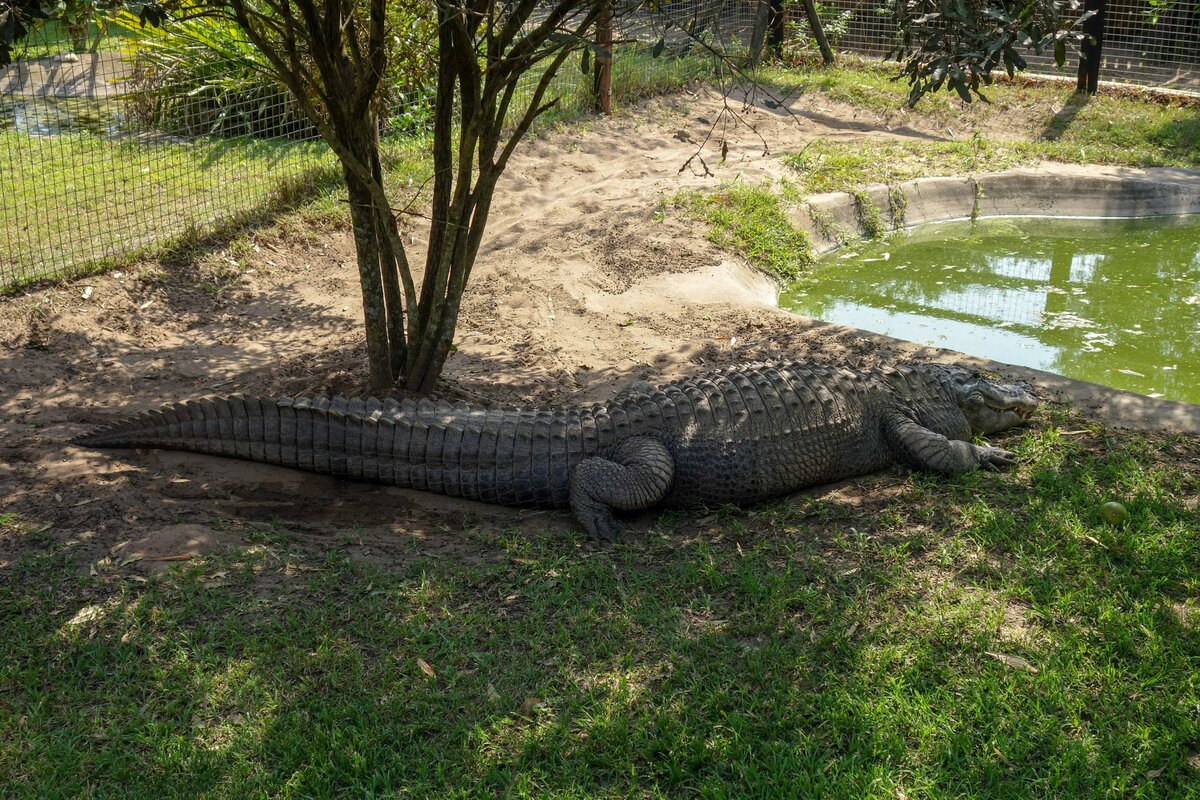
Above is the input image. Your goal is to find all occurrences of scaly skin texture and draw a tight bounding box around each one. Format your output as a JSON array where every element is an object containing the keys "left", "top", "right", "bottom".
[{"left": 74, "top": 361, "right": 1038, "bottom": 540}]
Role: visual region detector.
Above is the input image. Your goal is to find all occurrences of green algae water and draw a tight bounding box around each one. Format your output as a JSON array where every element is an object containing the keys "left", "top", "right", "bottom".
[{"left": 780, "top": 215, "right": 1200, "bottom": 404}]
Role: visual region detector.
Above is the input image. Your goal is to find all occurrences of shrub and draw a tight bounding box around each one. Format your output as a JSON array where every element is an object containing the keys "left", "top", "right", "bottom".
[
  {"left": 122, "top": 12, "right": 315, "bottom": 140},
  {"left": 121, "top": 2, "right": 436, "bottom": 141}
]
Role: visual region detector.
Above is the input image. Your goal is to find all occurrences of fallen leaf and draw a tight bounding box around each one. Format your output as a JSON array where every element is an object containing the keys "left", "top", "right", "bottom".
[
  {"left": 67, "top": 604, "right": 105, "bottom": 627},
  {"left": 487, "top": 683, "right": 500, "bottom": 702},
  {"left": 416, "top": 658, "right": 436, "bottom": 678},
  {"left": 517, "top": 696, "right": 543, "bottom": 718},
  {"left": 985, "top": 651, "right": 1038, "bottom": 673},
  {"left": 1144, "top": 767, "right": 1164, "bottom": 779}
]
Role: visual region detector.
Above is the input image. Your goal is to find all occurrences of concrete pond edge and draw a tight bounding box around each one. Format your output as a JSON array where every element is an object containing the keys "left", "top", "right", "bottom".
[{"left": 783, "top": 163, "right": 1200, "bottom": 435}]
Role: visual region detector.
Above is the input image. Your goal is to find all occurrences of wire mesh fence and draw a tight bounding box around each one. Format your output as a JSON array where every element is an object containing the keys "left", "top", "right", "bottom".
[
  {"left": 2, "top": 2, "right": 1197, "bottom": 291},
  {"left": 0, "top": 16, "right": 339, "bottom": 291},
  {"left": 819, "top": 0, "right": 1200, "bottom": 91}
]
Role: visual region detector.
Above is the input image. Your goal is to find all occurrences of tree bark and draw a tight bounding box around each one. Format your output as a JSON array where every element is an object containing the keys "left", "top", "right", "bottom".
[
  {"left": 339, "top": 115, "right": 406, "bottom": 393},
  {"left": 593, "top": 0, "right": 612, "bottom": 114},
  {"left": 801, "top": 0, "right": 836, "bottom": 65},
  {"left": 1076, "top": 0, "right": 1106, "bottom": 94},
  {"left": 749, "top": 0, "right": 771, "bottom": 68},
  {"left": 767, "top": 0, "right": 785, "bottom": 56},
  {"left": 344, "top": 168, "right": 397, "bottom": 393}
]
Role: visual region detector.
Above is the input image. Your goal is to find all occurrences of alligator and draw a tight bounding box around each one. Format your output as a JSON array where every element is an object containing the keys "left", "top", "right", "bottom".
[{"left": 74, "top": 361, "right": 1038, "bottom": 541}]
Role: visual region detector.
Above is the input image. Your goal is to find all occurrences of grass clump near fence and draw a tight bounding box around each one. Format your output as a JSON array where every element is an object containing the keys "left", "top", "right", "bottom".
[{"left": 123, "top": 13, "right": 316, "bottom": 141}]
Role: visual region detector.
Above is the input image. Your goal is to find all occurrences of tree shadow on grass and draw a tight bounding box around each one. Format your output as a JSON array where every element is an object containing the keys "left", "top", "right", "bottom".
[
  {"left": 1040, "top": 91, "right": 1089, "bottom": 141},
  {"left": 6, "top": 425, "right": 1197, "bottom": 798}
]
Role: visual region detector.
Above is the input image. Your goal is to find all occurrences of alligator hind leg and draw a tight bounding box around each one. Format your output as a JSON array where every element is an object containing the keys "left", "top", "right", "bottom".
[{"left": 569, "top": 436, "right": 675, "bottom": 542}]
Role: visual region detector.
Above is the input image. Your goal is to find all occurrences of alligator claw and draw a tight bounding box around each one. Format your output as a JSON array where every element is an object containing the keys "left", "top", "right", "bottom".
[
  {"left": 571, "top": 495, "right": 623, "bottom": 543},
  {"left": 978, "top": 446, "right": 1016, "bottom": 471}
]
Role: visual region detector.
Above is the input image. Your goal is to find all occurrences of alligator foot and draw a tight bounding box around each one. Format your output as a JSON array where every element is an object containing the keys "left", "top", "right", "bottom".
[{"left": 569, "top": 436, "right": 675, "bottom": 542}]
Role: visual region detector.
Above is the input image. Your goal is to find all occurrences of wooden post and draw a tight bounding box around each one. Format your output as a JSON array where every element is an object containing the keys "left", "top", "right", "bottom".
[
  {"left": 1076, "top": 0, "right": 1106, "bottom": 94},
  {"left": 593, "top": 0, "right": 613, "bottom": 113},
  {"left": 749, "top": 0, "right": 771, "bottom": 68},
  {"left": 767, "top": 0, "right": 785, "bottom": 57},
  {"left": 801, "top": 0, "right": 835, "bottom": 65}
]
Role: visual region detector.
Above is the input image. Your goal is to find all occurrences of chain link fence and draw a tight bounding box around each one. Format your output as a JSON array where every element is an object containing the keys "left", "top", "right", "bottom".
[{"left": 2, "top": 2, "right": 1196, "bottom": 291}]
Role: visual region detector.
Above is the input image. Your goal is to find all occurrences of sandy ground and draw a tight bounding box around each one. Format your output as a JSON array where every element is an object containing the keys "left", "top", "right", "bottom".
[{"left": 0, "top": 86, "right": 1187, "bottom": 572}]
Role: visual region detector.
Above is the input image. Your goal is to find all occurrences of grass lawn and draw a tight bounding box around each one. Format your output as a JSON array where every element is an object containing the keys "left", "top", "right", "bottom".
[
  {"left": 764, "top": 59, "right": 1200, "bottom": 193},
  {"left": 0, "top": 131, "right": 340, "bottom": 288},
  {"left": 2, "top": 419, "right": 1198, "bottom": 797},
  {"left": 1, "top": 43, "right": 710, "bottom": 291}
]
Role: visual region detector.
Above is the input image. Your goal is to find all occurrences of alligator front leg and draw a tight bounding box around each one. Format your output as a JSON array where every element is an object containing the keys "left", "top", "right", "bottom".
[
  {"left": 885, "top": 413, "right": 1016, "bottom": 475},
  {"left": 569, "top": 436, "right": 675, "bottom": 541}
]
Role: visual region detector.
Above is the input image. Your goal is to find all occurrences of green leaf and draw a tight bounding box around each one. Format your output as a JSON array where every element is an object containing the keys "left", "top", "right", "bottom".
[
  {"left": 908, "top": 80, "right": 924, "bottom": 107},
  {"left": 580, "top": 46, "right": 590, "bottom": 75},
  {"left": 651, "top": 37, "right": 665, "bottom": 58},
  {"left": 1054, "top": 38, "right": 1066, "bottom": 67}
]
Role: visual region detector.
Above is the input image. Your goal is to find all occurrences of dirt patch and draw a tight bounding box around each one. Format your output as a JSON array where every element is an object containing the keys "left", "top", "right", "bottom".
[{"left": 1, "top": 86, "right": 1194, "bottom": 573}]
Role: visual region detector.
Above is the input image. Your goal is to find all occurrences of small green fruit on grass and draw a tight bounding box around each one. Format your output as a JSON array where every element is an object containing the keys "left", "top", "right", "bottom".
[{"left": 1100, "top": 501, "right": 1129, "bottom": 526}]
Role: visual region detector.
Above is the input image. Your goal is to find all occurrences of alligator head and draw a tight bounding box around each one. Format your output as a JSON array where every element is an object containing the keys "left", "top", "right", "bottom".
[{"left": 949, "top": 368, "right": 1039, "bottom": 434}]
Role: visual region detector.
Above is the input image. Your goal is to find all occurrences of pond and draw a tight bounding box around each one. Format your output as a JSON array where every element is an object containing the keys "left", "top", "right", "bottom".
[
  {"left": 0, "top": 95, "right": 123, "bottom": 136},
  {"left": 780, "top": 215, "right": 1200, "bottom": 405}
]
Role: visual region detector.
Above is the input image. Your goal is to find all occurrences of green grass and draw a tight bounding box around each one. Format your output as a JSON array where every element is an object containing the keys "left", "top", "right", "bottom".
[
  {"left": 10, "top": 18, "right": 140, "bottom": 60},
  {"left": 765, "top": 59, "right": 1199, "bottom": 196},
  {"left": 522, "top": 46, "right": 716, "bottom": 129},
  {"left": 0, "top": 130, "right": 436, "bottom": 291},
  {"left": 682, "top": 60, "right": 1199, "bottom": 279},
  {"left": 0, "top": 131, "right": 342, "bottom": 288},
  {"left": 2, "top": 422, "right": 1198, "bottom": 797},
  {"left": 674, "top": 181, "right": 813, "bottom": 279},
  {"left": 2, "top": 42, "right": 708, "bottom": 291},
  {"left": 785, "top": 135, "right": 1038, "bottom": 194}
]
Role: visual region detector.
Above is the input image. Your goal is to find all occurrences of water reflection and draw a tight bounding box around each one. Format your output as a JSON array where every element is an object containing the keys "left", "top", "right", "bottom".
[
  {"left": 780, "top": 216, "right": 1200, "bottom": 404},
  {"left": 0, "top": 96, "right": 123, "bottom": 136}
]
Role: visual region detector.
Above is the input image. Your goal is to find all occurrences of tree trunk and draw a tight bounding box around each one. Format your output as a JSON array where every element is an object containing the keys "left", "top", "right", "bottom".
[
  {"left": 801, "top": 0, "right": 836, "bottom": 65},
  {"left": 344, "top": 169, "right": 398, "bottom": 394},
  {"left": 67, "top": 21, "right": 89, "bottom": 53},
  {"left": 1076, "top": 0, "right": 1106, "bottom": 94},
  {"left": 593, "top": 0, "right": 613, "bottom": 114},
  {"left": 767, "top": 0, "right": 785, "bottom": 56},
  {"left": 333, "top": 108, "right": 410, "bottom": 395},
  {"left": 749, "top": 0, "right": 772, "bottom": 68}
]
